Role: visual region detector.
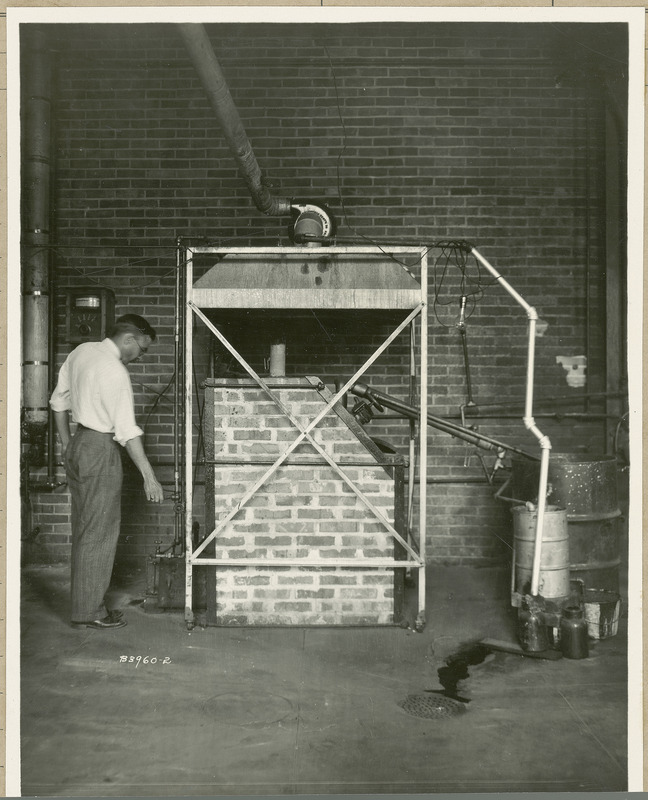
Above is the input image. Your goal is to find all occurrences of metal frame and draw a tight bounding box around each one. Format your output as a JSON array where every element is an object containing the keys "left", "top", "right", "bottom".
[{"left": 182, "top": 245, "right": 428, "bottom": 629}]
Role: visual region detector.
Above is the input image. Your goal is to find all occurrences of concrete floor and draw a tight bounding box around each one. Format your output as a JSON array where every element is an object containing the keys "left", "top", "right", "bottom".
[{"left": 18, "top": 560, "right": 629, "bottom": 796}]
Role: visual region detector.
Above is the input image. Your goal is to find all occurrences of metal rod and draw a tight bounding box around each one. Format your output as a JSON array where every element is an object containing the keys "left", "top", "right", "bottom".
[
  {"left": 444, "top": 413, "right": 619, "bottom": 420},
  {"left": 424, "top": 477, "right": 500, "bottom": 485},
  {"left": 184, "top": 249, "right": 195, "bottom": 627},
  {"left": 189, "top": 299, "right": 424, "bottom": 562},
  {"left": 47, "top": 246, "right": 56, "bottom": 483},
  {"left": 174, "top": 240, "right": 183, "bottom": 550},
  {"left": 206, "top": 380, "right": 314, "bottom": 390},
  {"left": 188, "top": 558, "right": 425, "bottom": 568},
  {"left": 46, "top": 50, "right": 59, "bottom": 485},
  {"left": 459, "top": 326, "right": 475, "bottom": 405},
  {"left": 408, "top": 324, "right": 416, "bottom": 535},
  {"left": 347, "top": 411, "right": 620, "bottom": 421},
  {"left": 457, "top": 296, "right": 476, "bottom": 407},
  {"left": 351, "top": 383, "right": 539, "bottom": 461},
  {"left": 418, "top": 251, "right": 428, "bottom": 626},
  {"left": 584, "top": 100, "right": 591, "bottom": 415},
  {"left": 189, "top": 245, "right": 427, "bottom": 255},
  {"left": 440, "top": 390, "right": 627, "bottom": 409},
  {"left": 206, "top": 457, "right": 402, "bottom": 466}
]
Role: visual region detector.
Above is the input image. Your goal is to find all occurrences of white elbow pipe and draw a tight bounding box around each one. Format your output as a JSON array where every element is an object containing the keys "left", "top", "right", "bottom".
[{"left": 470, "top": 246, "right": 552, "bottom": 598}]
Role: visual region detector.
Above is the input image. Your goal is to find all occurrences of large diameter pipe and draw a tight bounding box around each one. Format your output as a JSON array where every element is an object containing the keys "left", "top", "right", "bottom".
[
  {"left": 21, "top": 27, "right": 52, "bottom": 461},
  {"left": 177, "top": 23, "right": 291, "bottom": 218}
]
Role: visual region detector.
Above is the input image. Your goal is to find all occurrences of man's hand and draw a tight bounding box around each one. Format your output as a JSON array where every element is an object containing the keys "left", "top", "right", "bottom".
[
  {"left": 53, "top": 410, "right": 72, "bottom": 460},
  {"left": 125, "top": 436, "right": 165, "bottom": 503},
  {"left": 143, "top": 474, "right": 164, "bottom": 504}
]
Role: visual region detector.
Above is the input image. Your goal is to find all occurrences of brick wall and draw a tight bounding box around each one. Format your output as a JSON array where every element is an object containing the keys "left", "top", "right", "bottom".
[
  {"left": 201, "top": 378, "right": 400, "bottom": 625},
  {"left": 20, "top": 20, "right": 627, "bottom": 569}
]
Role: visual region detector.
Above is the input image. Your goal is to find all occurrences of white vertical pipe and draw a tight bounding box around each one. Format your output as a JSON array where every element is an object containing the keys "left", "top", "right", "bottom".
[
  {"left": 523, "top": 315, "right": 550, "bottom": 596},
  {"left": 470, "top": 247, "right": 551, "bottom": 598},
  {"left": 531, "top": 446, "right": 551, "bottom": 595},
  {"left": 184, "top": 249, "right": 195, "bottom": 626},
  {"left": 524, "top": 317, "right": 538, "bottom": 421},
  {"left": 418, "top": 249, "right": 428, "bottom": 621}
]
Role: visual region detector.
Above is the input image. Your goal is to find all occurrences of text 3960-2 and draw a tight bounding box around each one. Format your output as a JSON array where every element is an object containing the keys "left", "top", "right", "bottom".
[{"left": 119, "top": 656, "right": 171, "bottom": 666}]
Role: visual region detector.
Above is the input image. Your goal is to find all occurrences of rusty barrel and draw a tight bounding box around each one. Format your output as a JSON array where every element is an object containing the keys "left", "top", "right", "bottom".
[
  {"left": 512, "top": 454, "right": 621, "bottom": 593},
  {"left": 513, "top": 505, "right": 570, "bottom": 603}
]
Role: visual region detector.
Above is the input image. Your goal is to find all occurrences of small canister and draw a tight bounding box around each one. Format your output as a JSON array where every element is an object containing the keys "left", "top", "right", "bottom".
[
  {"left": 560, "top": 606, "right": 589, "bottom": 659},
  {"left": 518, "top": 596, "right": 549, "bottom": 652}
]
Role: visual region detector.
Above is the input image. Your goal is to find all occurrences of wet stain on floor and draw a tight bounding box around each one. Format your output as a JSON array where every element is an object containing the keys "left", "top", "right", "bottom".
[{"left": 428, "top": 642, "right": 491, "bottom": 703}]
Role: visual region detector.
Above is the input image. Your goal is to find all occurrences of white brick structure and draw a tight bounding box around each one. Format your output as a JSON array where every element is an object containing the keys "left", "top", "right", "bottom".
[{"left": 202, "top": 377, "right": 407, "bottom": 625}]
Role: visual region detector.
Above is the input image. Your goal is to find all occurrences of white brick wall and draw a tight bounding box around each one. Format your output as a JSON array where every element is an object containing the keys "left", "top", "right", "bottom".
[{"left": 203, "top": 378, "right": 400, "bottom": 625}]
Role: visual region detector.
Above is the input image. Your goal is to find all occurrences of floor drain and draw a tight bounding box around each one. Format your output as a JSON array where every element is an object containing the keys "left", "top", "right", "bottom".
[{"left": 399, "top": 693, "right": 467, "bottom": 719}]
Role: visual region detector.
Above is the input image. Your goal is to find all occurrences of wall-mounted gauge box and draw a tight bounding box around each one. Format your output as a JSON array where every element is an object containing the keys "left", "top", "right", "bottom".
[{"left": 65, "top": 287, "right": 115, "bottom": 344}]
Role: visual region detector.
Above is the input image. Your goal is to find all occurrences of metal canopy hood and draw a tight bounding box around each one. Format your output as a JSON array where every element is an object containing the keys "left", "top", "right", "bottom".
[{"left": 191, "top": 248, "right": 423, "bottom": 310}]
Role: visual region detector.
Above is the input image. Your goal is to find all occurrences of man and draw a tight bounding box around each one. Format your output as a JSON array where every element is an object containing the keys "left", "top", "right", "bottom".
[{"left": 50, "top": 313, "right": 164, "bottom": 630}]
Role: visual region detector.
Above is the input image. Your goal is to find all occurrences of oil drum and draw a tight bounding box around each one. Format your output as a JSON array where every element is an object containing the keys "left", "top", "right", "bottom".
[
  {"left": 512, "top": 505, "right": 570, "bottom": 604},
  {"left": 512, "top": 454, "right": 621, "bottom": 593}
]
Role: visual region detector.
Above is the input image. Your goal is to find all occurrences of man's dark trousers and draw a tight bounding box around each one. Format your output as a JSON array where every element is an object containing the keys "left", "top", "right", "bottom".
[{"left": 65, "top": 426, "right": 123, "bottom": 622}]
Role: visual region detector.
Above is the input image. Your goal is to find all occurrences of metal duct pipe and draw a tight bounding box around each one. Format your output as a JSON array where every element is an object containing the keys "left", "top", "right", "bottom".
[
  {"left": 178, "top": 23, "right": 292, "bottom": 217},
  {"left": 21, "top": 27, "right": 52, "bottom": 465}
]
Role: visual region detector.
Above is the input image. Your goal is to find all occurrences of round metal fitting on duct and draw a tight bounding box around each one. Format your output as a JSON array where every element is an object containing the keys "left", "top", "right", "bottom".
[
  {"left": 291, "top": 202, "right": 335, "bottom": 243},
  {"left": 399, "top": 693, "right": 467, "bottom": 719}
]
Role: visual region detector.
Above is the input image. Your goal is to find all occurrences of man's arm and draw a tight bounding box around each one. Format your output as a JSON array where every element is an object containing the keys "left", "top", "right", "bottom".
[
  {"left": 53, "top": 410, "right": 72, "bottom": 458},
  {"left": 124, "top": 436, "right": 164, "bottom": 503},
  {"left": 50, "top": 356, "right": 71, "bottom": 457}
]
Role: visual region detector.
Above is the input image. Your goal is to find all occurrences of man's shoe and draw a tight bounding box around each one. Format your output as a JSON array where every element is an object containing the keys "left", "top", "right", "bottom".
[
  {"left": 71, "top": 616, "right": 127, "bottom": 630},
  {"left": 107, "top": 609, "right": 123, "bottom": 621}
]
